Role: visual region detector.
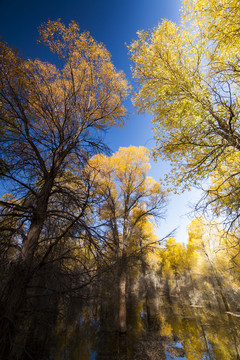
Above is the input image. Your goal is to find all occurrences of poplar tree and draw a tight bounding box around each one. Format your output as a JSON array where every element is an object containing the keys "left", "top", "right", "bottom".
[{"left": 0, "top": 20, "right": 129, "bottom": 358}]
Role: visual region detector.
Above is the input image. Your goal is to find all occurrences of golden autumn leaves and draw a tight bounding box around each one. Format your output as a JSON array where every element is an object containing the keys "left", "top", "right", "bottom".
[
  {"left": 0, "top": 20, "right": 129, "bottom": 147},
  {"left": 129, "top": 0, "right": 240, "bottom": 231},
  {"left": 85, "top": 146, "right": 166, "bottom": 249},
  {"left": 130, "top": 0, "right": 240, "bottom": 175}
]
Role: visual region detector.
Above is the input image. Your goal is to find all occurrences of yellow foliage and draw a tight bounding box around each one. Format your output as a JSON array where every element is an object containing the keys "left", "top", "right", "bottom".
[
  {"left": 160, "top": 237, "right": 187, "bottom": 275},
  {"left": 0, "top": 20, "right": 130, "bottom": 156},
  {"left": 187, "top": 216, "right": 240, "bottom": 281},
  {"left": 86, "top": 146, "right": 167, "bottom": 267},
  {"left": 207, "top": 152, "right": 240, "bottom": 230},
  {"left": 130, "top": 0, "right": 240, "bottom": 193}
]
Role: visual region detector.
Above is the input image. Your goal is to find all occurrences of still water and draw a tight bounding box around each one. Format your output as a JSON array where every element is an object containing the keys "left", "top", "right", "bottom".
[{"left": 50, "top": 299, "right": 240, "bottom": 360}]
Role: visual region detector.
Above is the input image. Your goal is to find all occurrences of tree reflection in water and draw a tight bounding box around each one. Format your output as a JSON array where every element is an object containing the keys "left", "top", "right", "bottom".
[{"left": 49, "top": 294, "right": 240, "bottom": 360}]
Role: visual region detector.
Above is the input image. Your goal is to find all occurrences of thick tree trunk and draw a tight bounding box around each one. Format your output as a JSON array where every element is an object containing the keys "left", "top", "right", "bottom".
[
  {"left": 0, "top": 178, "right": 53, "bottom": 358},
  {"left": 118, "top": 246, "right": 128, "bottom": 334},
  {"left": 140, "top": 252, "right": 151, "bottom": 328},
  {"left": 0, "top": 262, "right": 31, "bottom": 358},
  {"left": 22, "top": 178, "right": 53, "bottom": 262},
  {"left": 118, "top": 264, "right": 127, "bottom": 333}
]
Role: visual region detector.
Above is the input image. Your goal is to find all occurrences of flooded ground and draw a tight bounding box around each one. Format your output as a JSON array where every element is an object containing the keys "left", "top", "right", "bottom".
[
  {"left": 49, "top": 297, "right": 240, "bottom": 360},
  {"left": 162, "top": 304, "right": 240, "bottom": 360}
]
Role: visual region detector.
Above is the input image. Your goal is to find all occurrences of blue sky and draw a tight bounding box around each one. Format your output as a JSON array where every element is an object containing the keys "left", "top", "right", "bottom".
[{"left": 0, "top": 0, "right": 202, "bottom": 243}]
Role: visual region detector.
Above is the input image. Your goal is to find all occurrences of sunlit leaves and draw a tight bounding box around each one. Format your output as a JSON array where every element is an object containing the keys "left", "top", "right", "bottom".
[
  {"left": 86, "top": 146, "right": 167, "bottom": 258},
  {"left": 187, "top": 216, "right": 240, "bottom": 283},
  {"left": 130, "top": 0, "right": 240, "bottom": 193},
  {"left": 38, "top": 20, "right": 130, "bottom": 129},
  {"left": 207, "top": 152, "right": 240, "bottom": 230},
  {"left": 159, "top": 237, "right": 187, "bottom": 276}
]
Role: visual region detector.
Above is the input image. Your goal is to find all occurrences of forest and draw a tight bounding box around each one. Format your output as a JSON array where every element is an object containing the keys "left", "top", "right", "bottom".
[{"left": 0, "top": 0, "right": 240, "bottom": 359}]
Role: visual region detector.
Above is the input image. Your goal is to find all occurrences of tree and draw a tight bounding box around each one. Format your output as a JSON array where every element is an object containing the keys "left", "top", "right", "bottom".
[
  {"left": 0, "top": 20, "right": 129, "bottom": 358},
  {"left": 206, "top": 152, "right": 240, "bottom": 231},
  {"left": 187, "top": 217, "right": 240, "bottom": 311},
  {"left": 129, "top": 0, "right": 240, "bottom": 203},
  {"left": 86, "top": 146, "right": 167, "bottom": 332},
  {"left": 157, "top": 238, "right": 188, "bottom": 303},
  {"left": 162, "top": 238, "right": 187, "bottom": 279}
]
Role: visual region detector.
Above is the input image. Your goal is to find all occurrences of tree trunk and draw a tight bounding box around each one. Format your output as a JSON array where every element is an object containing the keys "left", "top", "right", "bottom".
[
  {"left": 22, "top": 178, "right": 53, "bottom": 262},
  {"left": 0, "top": 178, "right": 53, "bottom": 358},
  {"left": 118, "top": 264, "right": 127, "bottom": 333},
  {"left": 140, "top": 251, "right": 151, "bottom": 329},
  {"left": 164, "top": 274, "right": 172, "bottom": 305},
  {"left": 0, "top": 262, "right": 31, "bottom": 358}
]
